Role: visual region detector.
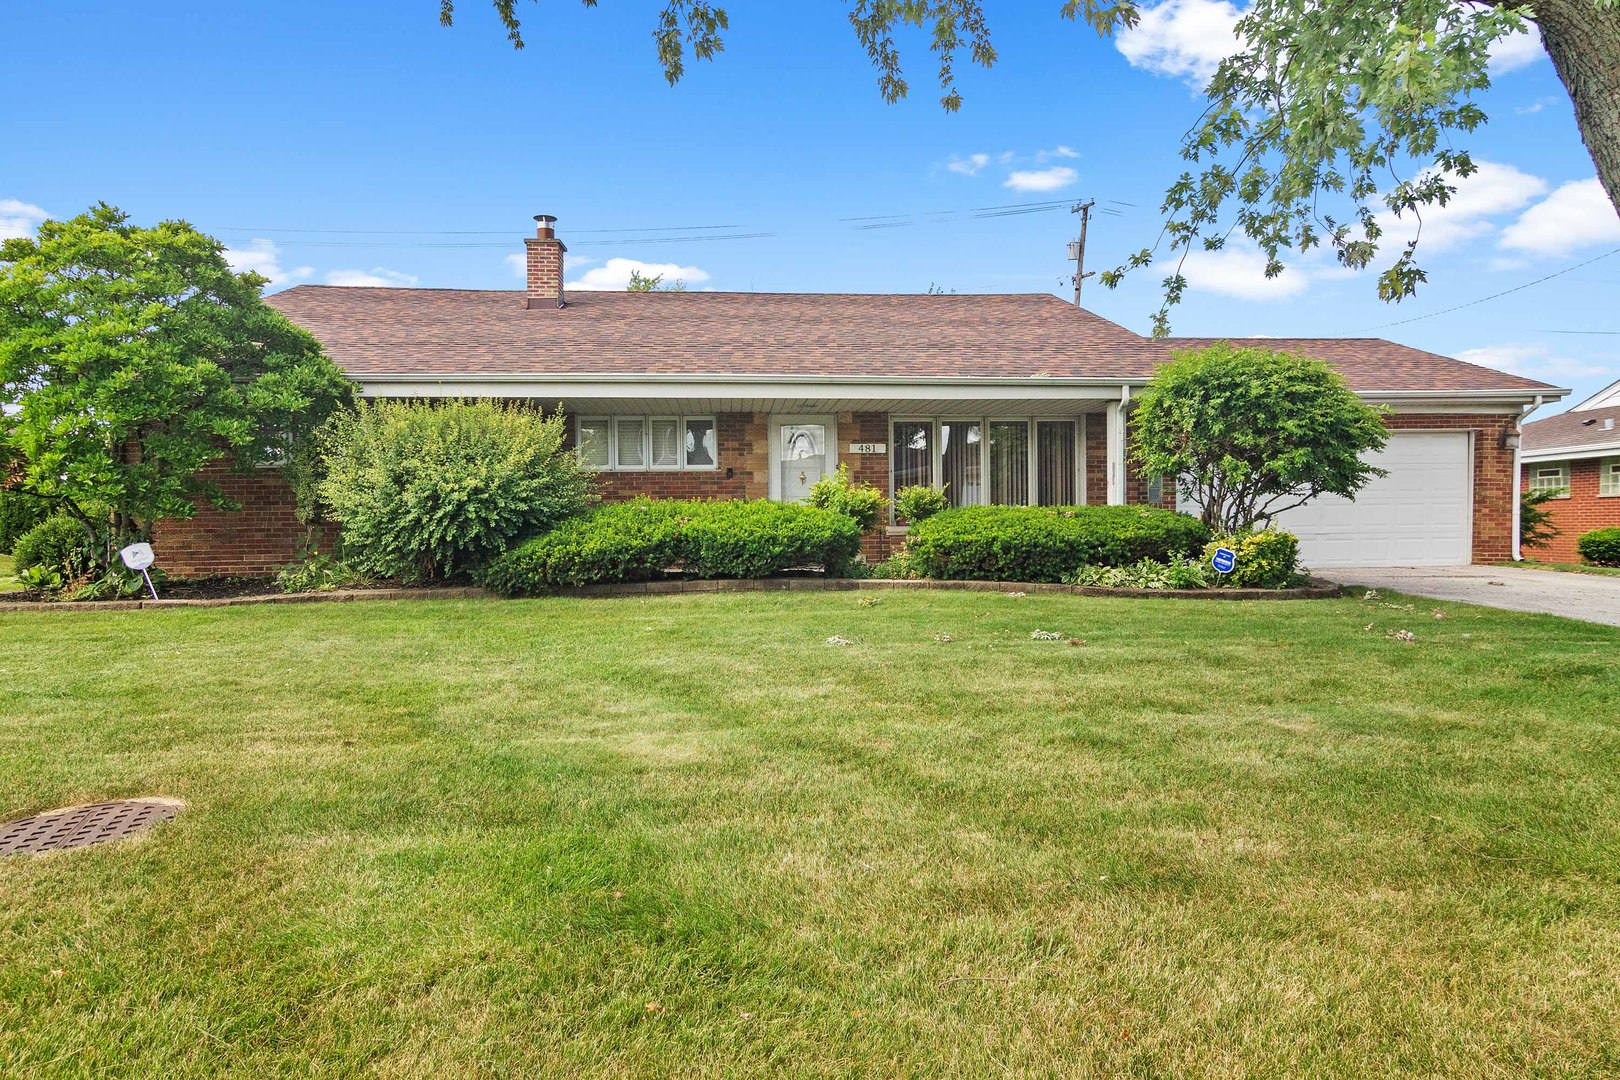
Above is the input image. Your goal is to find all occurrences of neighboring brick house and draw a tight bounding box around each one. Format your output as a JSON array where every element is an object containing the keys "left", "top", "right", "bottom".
[
  {"left": 155, "top": 215, "right": 1565, "bottom": 576},
  {"left": 1520, "top": 380, "right": 1620, "bottom": 563}
]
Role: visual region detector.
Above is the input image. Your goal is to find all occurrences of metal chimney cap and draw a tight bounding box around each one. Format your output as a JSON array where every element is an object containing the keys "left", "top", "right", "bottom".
[{"left": 534, "top": 214, "right": 558, "bottom": 224}]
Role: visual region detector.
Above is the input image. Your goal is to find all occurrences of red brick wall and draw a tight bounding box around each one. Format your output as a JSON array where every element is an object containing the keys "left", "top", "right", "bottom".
[
  {"left": 1520, "top": 456, "right": 1620, "bottom": 563},
  {"left": 152, "top": 463, "right": 322, "bottom": 578},
  {"left": 1085, "top": 419, "right": 1107, "bottom": 506}
]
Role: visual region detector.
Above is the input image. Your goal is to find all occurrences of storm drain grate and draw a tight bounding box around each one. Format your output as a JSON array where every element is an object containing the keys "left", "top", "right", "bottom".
[{"left": 0, "top": 800, "right": 180, "bottom": 855}]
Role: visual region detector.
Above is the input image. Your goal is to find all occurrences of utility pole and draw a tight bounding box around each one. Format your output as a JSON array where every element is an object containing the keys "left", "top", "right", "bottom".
[{"left": 1068, "top": 199, "right": 1095, "bottom": 307}]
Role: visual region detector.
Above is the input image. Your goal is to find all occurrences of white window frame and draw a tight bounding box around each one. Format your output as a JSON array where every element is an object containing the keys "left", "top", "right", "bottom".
[
  {"left": 1530, "top": 462, "right": 1571, "bottom": 497},
  {"left": 1601, "top": 457, "right": 1620, "bottom": 498},
  {"left": 890, "top": 416, "right": 1082, "bottom": 518},
  {"left": 576, "top": 415, "right": 718, "bottom": 472}
]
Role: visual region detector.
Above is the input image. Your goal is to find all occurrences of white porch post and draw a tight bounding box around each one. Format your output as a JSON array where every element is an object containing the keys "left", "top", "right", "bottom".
[{"left": 1105, "top": 386, "right": 1130, "bottom": 505}]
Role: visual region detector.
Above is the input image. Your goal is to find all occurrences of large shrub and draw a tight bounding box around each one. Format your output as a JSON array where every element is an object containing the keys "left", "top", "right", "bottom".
[
  {"left": 318, "top": 400, "right": 591, "bottom": 582},
  {"left": 12, "top": 515, "right": 95, "bottom": 578},
  {"left": 904, "top": 505, "right": 1209, "bottom": 583},
  {"left": 1132, "top": 343, "right": 1389, "bottom": 534},
  {"left": 1576, "top": 527, "right": 1620, "bottom": 567},
  {"left": 479, "top": 498, "right": 862, "bottom": 595},
  {"left": 1202, "top": 531, "right": 1302, "bottom": 588},
  {"left": 0, "top": 491, "right": 50, "bottom": 553},
  {"left": 806, "top": 465, "right": 887, "bottom": 531}
]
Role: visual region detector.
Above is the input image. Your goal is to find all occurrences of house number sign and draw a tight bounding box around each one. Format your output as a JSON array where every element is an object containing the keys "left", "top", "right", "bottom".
[{"left": 847, "top": 442, "right": 886, "bottom": 454}]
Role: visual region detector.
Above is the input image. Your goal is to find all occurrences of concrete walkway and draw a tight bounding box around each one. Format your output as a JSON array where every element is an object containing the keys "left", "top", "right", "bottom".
[{"left": 1338, "top": 565, "right": 1620, "bottom": 627}]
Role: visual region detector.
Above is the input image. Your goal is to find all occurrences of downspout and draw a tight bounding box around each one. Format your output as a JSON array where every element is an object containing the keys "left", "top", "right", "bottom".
[{"left": 1512, "top": 394, "right": 1546, "bottom": 562}]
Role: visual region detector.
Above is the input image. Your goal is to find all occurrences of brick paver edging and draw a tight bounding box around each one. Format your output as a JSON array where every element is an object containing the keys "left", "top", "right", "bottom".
[{"left": 0, "top": 577, "right": 1340, "bottom": 612}]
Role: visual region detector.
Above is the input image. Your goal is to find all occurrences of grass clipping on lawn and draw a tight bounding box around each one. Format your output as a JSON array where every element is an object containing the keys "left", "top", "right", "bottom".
[{"left": 1, "top": 590, "right": 1618, "bottom": 1077}]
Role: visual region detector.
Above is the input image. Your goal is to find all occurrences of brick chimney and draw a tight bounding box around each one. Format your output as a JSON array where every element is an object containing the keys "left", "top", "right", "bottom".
[{"left": 525, "top": 214, "right": 565, "bottom": 308}]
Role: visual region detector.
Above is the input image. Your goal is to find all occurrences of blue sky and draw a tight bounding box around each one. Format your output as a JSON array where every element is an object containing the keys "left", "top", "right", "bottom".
[{"left": 4, "top": 0, "right": 1617, "bottom": 413}]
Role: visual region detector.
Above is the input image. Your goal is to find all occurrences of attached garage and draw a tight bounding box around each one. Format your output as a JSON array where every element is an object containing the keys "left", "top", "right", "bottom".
[{"left": 1273, "top": 431, "right": 1473, "bottom": 568}]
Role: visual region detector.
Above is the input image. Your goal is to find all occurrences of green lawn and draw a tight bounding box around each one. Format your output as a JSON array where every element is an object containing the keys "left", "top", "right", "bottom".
[
  {"left": 1513, "top": 559, "right": 1620, "bottom": 578},
  {"left": 2, "top": 592, "right": 1618, "bottom": 1077}
]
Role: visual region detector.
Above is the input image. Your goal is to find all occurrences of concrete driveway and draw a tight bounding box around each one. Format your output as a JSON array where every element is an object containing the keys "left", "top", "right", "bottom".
[{"left": 1336, "top": 565, "right": 1620, "bottom": 627}]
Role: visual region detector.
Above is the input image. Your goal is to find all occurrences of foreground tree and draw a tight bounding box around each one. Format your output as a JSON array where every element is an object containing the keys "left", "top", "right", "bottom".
[
  {"left": 1131, "top": 343, "right": 1389, "bottom": 534},
  {"left": 440, "top": 1, "right": 1618, "bottom": 329},
  {"left": 0, "top": 204, "right": 353, "bottom": 566}
]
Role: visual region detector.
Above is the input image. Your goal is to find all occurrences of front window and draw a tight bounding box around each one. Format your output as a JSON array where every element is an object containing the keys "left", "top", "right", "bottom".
[
  {"left": 940, "top": 421, "right": 983, "bottom": 507},
  {"left": 577, "top": 418, "right": 611, "bottom": 470},
  {"left": 1601, "top": 457, "right": 1620, "bottom": 497},
  {"left": 576, "top": 415, "right": 716, "bottom": 471},
  {"left": 684, "top": 418, "right": 716, "bottom": 468},
  {"left": 892, "top": 421, "right": 933, "bottom": 494},
  {"left": 893, "top": 417, "right": 1081, "bottom": 516},
  {"left": 1035, "top": 421, "right": 1076, "bottom": 506},
  {"left": 988, "top": 421, "right": 1030, "bottom": 507},
  {"left": 1530, "top": 463, "right": 1570, "bottom": 496}
]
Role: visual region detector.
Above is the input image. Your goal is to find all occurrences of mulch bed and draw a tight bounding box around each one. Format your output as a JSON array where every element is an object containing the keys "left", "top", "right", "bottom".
[{"left": 0, "top": 576, "right": 1341, "bottom": 612}]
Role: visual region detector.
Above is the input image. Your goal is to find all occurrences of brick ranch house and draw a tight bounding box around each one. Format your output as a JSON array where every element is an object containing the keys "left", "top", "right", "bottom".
[
  {"left": 156, "top": 215, "right": 1566, "bottom": 577},
  {"left": 1521, "top": 378, "right": 1620, "bottom": 562}
]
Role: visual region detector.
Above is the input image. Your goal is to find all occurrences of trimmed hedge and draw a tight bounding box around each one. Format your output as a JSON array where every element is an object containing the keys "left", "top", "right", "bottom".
[
  {"left": 904, "top": 505, "right": 1210, "bottom": 583},
  {"left": 1576, "top": 527, "right": 1620, "bottom": 567},
  {"left": 478, "top": 498, "right": 862, "bottom": 595}
]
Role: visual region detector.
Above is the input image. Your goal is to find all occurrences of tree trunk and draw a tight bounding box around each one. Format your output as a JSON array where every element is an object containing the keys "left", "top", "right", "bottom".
[{"left": 1537, "top": 0, "right": 1620, "bottom": 214}]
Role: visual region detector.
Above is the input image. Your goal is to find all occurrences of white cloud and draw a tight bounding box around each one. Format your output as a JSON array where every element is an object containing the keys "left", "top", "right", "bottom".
[
  {"left": 1489, "top": 27, "right": 1544, "bottom": 75},
  {"left": 1004, "top": 166, "right": 1078, "bottom": 193},
  {"left": 0, "top": 198, "right": 50, "bottom": 240},
  {"left": 1457, "top": 343, "right": 1616, "bottom": 384},
  {"left": 224, "top": 239, "right": 313, "bottom": 286},
  {"left": 1176, "top": 243, "right": 1309, "bottom": 300},
  {"left": 1499, "top": 177, "right": 1620, "bottom": 257},
  {"left": 1378, "top": 159, "right": 1548, "bottom": 253},
  {"left": 1116, "top": 0, "right": 1244, "bottom": 84},
  {"left": 947, "top": 152, "right": 991, "bottom": 176},
  {"left": 567, "top": 257, "right": 711, "bottom": 291},
  {"left": 1036, "top": 145, "right": 1079, "bottom": 163},
  {"left": 324, "top": 267, "right": 419, "bottom": 288}
]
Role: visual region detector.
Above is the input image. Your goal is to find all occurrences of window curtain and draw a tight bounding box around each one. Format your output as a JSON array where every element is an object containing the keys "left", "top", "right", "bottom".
[
  {"left": 941, "top": 421, "right": 982, "bottom": 507},
  {"left": 988, "top": 421, "right": 1030, "bottom": 505},
  {"left": 1036, "top": 421, "right": 1077, "bottom": 506}
]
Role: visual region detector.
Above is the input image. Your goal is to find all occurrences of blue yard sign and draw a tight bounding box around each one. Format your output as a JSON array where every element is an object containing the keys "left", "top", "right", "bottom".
[{"left": 1211, "top": 547, "right": 1237, "bottom": 575}]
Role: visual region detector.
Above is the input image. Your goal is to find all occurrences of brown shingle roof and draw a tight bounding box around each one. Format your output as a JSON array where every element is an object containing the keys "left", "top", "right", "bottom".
[
  {"left": 1164, "top": 337, "right": 1558, "bottom": 394},
  {"left": 266, "top": 286, "right": 1561, "bottom": 394},
  {"left": 1522, "top": 405, "right": 1620, "bottom": 452}
]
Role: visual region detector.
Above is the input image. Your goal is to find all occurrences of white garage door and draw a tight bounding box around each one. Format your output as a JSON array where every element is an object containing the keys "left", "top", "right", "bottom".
[{"left": 1273, "top": 431, "right": 1472, "bottom": 568}]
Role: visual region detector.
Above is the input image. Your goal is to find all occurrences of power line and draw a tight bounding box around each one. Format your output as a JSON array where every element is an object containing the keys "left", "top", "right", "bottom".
[
  {"left": 1349, "top": 246, "right": 1620, "bottom": 333},
  {"left": 209, "top": 195, "right": 1135, "bottom": 248}
]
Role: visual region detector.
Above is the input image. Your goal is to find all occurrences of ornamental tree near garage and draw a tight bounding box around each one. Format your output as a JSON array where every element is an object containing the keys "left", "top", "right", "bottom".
[
  {"left": 1131, "top": 343, "right": 1389, "bottom": 534},
  {"left": 0, "top": 204, "right": 353, "bottom": 567}
]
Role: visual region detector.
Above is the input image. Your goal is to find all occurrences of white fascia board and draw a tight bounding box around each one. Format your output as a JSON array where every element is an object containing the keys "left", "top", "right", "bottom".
[
  {"left": 1521, "top": 442, "right": 1620, "bottom": 463},
  {"left": 354, "top": 373, "right": 1143, "bottom": 402},
  {"left": 1363, "top": 388, "right": 1570, "bottom": 412},
  {"left": 349, "top": 373, "right": 1566, "bottom": 410}
]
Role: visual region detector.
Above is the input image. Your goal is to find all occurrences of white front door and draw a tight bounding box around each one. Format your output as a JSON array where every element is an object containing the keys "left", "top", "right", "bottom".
[{"left": 769, "top": 415, "right": 837, "bottom": 502}]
